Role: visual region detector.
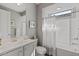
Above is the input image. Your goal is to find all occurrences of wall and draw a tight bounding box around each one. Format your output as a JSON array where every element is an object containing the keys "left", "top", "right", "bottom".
[
  {"left": 25, "top": 3, "right": 36, "bottom": 38},
  {"left": 36, "top": 3, "right": 53, "bottom": 45}
]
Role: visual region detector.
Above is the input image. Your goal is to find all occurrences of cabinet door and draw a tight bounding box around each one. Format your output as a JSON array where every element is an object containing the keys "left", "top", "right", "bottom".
[
  {"left": 2, "top": 47, "right": 23, "bottom": 56},
  {"left": 24, "top": 42, "right": 36, "bottom": 56},
  {"left": 0, "top": 9, "right": 11, "bottom": 37},
  {"left": 18, "top": 47, "right": 23, "bottom": 56}
]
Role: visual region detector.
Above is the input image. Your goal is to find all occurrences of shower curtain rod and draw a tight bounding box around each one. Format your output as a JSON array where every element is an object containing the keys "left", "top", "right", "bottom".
[{"left": 43, "top": 9, "right": 79, "bottom": 19}]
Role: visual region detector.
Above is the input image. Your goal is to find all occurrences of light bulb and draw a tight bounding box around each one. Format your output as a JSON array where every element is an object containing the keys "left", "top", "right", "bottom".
[{"left": 17, "top": 3, "right": 22, "bottom": 6}]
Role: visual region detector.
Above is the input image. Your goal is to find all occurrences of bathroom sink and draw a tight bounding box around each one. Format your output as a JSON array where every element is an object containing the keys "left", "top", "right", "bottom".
[
  {"left": 9, "top": 37, "right": 31, "bottom": 45},
  {"left": 0, "top": 37, "right": 35, "bottom": 49}
]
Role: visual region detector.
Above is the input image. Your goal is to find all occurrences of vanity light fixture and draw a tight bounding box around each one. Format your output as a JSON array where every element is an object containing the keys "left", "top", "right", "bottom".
[
  {"left": 51, "top": 9, "right": 72, "bottom": 17},
  {"left": 55, "top": 10, "right": 72, "bottom": 16}
]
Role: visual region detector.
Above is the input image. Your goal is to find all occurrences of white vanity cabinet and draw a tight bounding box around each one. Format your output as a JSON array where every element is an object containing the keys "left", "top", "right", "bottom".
[
  {"left": 0, "top": 40, "right": 37, "bottom": 56},
  {"left": 24, "top": 42, "right": 37, "bottom": 56},
  {"left": 2, "top": 47, "right": 23, "bottom": 56}
]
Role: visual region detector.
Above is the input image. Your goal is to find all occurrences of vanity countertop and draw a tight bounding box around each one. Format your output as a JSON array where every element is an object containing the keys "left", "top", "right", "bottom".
[{"left": 0, "top": 38, "right": 37, "bottom": 55}]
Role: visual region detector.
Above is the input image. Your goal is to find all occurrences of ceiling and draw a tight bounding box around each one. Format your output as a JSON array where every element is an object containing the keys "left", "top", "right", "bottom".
[
  {"left": 0, "top": 3, "right": 41, "bottom": 12},
  {"left": 35, "top": 3, "right": 40, "bottom": 5},
  {"left": 0, "top": 3, "right": 26, "bottom": 12}
]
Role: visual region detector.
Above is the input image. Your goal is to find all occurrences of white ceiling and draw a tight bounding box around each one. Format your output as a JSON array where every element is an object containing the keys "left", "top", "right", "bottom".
[
  {"left": 35, "top": 3, "right": 40, "bottom": 5},
  {"left": 0, "top": 3, "right": 26, "bottom": 12}
]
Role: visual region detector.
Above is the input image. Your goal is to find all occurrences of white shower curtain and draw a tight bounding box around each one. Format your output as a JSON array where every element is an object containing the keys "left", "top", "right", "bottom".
[
  {"left": 42, "top": 14, "right": 72, "bottom": 55},
  {"left": 42, "top": 17, "right": 55, "bottom": 55}
]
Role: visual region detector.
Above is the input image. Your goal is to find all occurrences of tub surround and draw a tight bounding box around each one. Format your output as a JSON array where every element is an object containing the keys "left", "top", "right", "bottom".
[{"left": 56, "top": 42, "right": 79, "bottom": 54}]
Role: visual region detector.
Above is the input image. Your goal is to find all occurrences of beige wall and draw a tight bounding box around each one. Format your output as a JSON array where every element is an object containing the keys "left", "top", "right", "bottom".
[
  {"left": 26, "top": 3, "right": 36, "bottom": 38},
  {"left": 36, "top": 3, "right": 53, "bottom": 45}
]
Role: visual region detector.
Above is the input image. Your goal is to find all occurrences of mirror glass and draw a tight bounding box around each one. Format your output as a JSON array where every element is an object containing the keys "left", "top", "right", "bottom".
[{"left": 10, "top": 10, "right": 26, "bottom": 38}]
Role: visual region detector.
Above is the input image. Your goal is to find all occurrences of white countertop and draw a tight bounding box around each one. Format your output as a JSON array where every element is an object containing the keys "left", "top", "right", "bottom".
[{"left": 0, "top": 38, "right": 37, "bottom": 55}]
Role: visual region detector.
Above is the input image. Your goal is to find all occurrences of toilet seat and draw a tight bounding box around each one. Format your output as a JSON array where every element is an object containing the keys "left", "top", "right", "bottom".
[{"left": 36, "top": 46, "right": 47, "bottom": 55}]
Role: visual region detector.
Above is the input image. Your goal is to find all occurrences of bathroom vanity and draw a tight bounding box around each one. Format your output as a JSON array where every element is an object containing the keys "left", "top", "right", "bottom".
[{"left": 0, "top": 38, "right": 37, "bottom": 56}]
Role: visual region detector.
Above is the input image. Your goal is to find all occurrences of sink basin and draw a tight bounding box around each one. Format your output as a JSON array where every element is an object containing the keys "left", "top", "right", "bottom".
[{"left": 0, "top": 37, "right": 34, "bottom": 49}]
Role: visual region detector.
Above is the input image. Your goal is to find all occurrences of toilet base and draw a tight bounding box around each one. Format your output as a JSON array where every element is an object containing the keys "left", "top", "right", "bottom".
[
  {"left": 35, "top": 46, "right": 47, "bottom": 56},
  {"left": 35, "top": 52, "right": 45, "bottom": 56}
]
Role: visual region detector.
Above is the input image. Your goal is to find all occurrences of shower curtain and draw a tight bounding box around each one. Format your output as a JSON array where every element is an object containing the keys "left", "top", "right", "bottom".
[
  {"left": 42, "top": 17, "right": 56, "bottom": 55},
  {"left": 42, "top": 13, "right": 72, "bottom": 56}
]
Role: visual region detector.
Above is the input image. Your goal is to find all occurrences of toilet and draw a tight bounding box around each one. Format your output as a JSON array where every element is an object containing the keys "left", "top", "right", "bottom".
[{"left": 35, "top": 46, "right": 47, "bottom": 56}]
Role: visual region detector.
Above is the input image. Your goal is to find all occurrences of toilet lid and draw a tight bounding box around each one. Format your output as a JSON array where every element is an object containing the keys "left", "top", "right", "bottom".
[{"left": 36, "top": 46, "right": 47, "bottom": 54}]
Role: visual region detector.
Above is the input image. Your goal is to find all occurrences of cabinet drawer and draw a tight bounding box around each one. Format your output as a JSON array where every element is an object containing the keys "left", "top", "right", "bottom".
[{"left": 2, "top": 47, "right": 23, "bottom": 56}]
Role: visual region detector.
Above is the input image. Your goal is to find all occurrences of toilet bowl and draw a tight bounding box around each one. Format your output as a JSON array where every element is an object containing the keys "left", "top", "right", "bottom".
[{"left": 35, "top": 46, "right": 47, "bottom": 56}]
